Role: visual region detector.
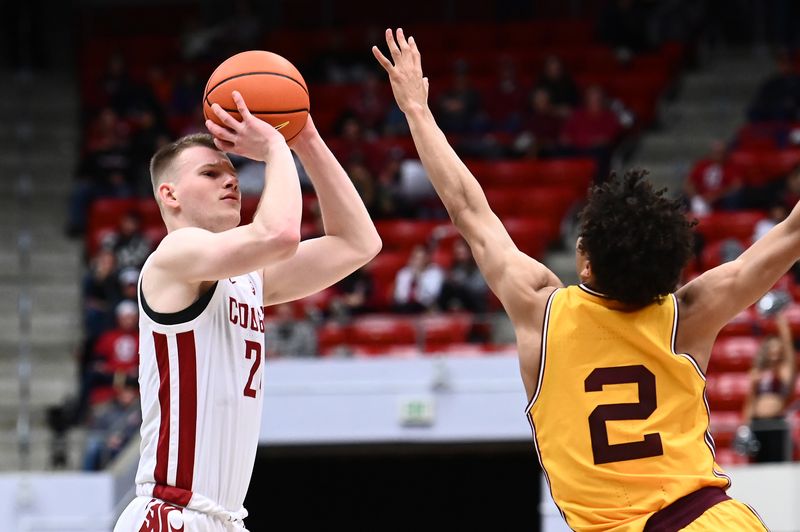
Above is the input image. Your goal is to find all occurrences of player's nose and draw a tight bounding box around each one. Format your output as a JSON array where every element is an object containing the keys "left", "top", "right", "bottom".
[{"left": 223, "top": 174, "right": 239, "bottom": 192}]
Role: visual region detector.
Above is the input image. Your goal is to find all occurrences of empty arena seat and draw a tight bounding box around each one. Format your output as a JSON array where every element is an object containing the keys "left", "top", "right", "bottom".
[
  {"left": 718, "top": 307, "right": 758, "bottom": 337},
  {"left": 695, "top": 211, "right": 764, "bottom": 243},
  {"left": 466, "top": 158, "right": 595, "bottom": 193},
  {"left": 138, "top": 199, "right": 162, "bottom": 227},
  {"left": 485, "top": 186, "right": 576, "bottom": 219},
  {"left": 350, "top": 315, "right": 417, "bottom": 346},
  {"left": 419, "top": 313, "right": 474, "bottom": 348},
  {"left": 706, "top": 372, "right": 750, "bottom": 411},
  {"left": 375, "top": 220, "right": 440, "bottom": 250},
  {"left": 708, "top": 411, "right": 743, "bottom": 448},
  {"left": 502, "top": 216, "right": 560, "bottom": 257},
  {"left": 351, "top": 344, "right": 422, "bottom": 358},
  {"left": 87, "top": 198, "right": 138, "bottom": 235},
  {"left": 317, "top": 322, "right": 351, "bottom": 352},
  {"left": 713, "top": 447, "right": 748, "bottom": 466},
  {"left": 700, "top": 238, "right": 747, "bottom": 270},
  {"left": 424, "top": 342, "right": 489, "bottom": 357},
  {"left": 709, "top": 336, "right": 759, "bottom": 373}
]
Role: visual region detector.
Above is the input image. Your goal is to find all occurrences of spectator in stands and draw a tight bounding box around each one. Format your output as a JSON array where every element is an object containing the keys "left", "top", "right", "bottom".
[
  {"left": 748, "top": 50, "right": 800, "bottom": 122},
  {"left": 129, "top": 110, "right": 170, "bottom": 193},
  {"left": 486, "top": 58, "right": 527, "bottom": 131},
  {"left": 348, "top": 161, "right": 377, "bottom": 215},
  {"left": 347, "top": 71, "right": 390, "bottom": 135},
  {"left": 82, "top": 381, "right": 141, "bottom": 471},
  {"left": 393, "top": 245, "right": 444, "bottom": 313},
  {"left": 85, "top": 300, "right": 140, "bottom": 406},
  {"left": 101, "top": 210, "right": 153, "bottom": 270},
  {"left": 82, "top": 248, "right": 120, "bottom": 342},
  {"left": 117, "top": 267, "right": 140, "bottom": 305},
  {"left": 436, "top": 69, "right": 482, "bottom": 134},
  {"left": 598, "top": 0, "right": 653, "bottom": 55},
  {"left": 534, "top": 55, "right": 580, "bottom": 117},
  {"left": 438, "top": 239, "right": 489, "bottom": 313},
  {"left": 513, "top": 87, "right": 563, "bottom": 158},
  {"left": 264, "top": 303, "right": 318, "bottom": 358},
  {"left": 372, "top": 151, "right": 412, "bottom": 219},
  {"left": 100, "top": 52, "right": 161, "bottom": 120},
  {"left": 683, "top": 140, "right": 744, "bottom": 216},
  {"left": 741, "top": 309, "right": 797, "bottom": 462},
  {"left": 561, "top": 86, "right": 623, "bottom": 181},
  {"left": 753, "top": 202, "right": 789, "bottom": 242},
  {"left": 329, "top": 266, "right": 375, "bottom": 321}
]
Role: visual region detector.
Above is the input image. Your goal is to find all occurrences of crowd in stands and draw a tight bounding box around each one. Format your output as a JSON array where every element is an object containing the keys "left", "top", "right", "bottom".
[
  {"left": 679, "top": 50, "right": 800, "bottom": 464},
  {"left": 61, "top": 1, "right": 799, "bottom": 469}
]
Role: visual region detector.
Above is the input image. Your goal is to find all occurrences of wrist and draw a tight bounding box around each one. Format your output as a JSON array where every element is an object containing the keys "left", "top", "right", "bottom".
[{"left": 405, "top": 104, "right": 432, "bottom": 122}]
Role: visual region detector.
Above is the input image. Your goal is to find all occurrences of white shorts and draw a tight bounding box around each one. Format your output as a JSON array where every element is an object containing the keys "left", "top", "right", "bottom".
[{"left": 114, "top": 496, "right": 249, "bottom": 532}]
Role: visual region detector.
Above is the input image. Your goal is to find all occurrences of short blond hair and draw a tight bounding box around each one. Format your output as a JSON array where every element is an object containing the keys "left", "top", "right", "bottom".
[{"left": 149, "top": 133, "right": 219, "bottom": 195}]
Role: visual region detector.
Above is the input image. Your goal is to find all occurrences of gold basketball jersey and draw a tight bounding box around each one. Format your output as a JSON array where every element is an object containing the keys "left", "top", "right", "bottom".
[{"left": 527, "top": 285, "right": 729, "bottom": 531}]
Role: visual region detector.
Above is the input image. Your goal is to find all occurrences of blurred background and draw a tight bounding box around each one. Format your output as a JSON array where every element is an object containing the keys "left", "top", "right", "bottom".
[{"left": 2, "top": 0, "right": 800, "bottom": 530}]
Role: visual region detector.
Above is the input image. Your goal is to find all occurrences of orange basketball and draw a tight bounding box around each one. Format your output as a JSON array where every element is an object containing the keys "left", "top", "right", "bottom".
[{"left": 203, "top": 50, "right": 309, "bottom": 142}]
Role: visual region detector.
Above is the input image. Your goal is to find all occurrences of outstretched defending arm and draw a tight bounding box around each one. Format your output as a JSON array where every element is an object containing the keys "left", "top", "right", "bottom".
[
  {"left": 373, "top": 28, "right": 561, "bottom": 324},
  {"left": 677, "top": 199, "right": 800, "bottom": 367}
]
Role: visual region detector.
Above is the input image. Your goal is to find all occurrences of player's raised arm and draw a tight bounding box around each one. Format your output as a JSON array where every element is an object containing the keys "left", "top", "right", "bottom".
[
  {"left": 150, "top": 90, "right": 302, "bottom": 285},
  {"left": 373, "top": 28, "right": 561, "bottom": 322},
  {"left": 258, "top": 116, "right": 382, "bottom": 306},
  {"left": 677, "top": 199, "right": 800, "bottom": 363}
]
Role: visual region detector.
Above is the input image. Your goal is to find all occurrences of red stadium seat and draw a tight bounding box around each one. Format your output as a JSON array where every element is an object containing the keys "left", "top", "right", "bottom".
[
  {"left": 351, "top": 344, "right": 422, "bottom": 358},
  {"left": 485, "top": 186, "right": 576, "bottom": 220},
  {"left": 718, "top": 307, "right": 758, "bottom": 337},
  {"left": 466, "top": 159, "right": 595, "bottom": 193},
  {"left": 138, "top": 199, "right": 162, "bottom": 228},
  {"left": 709, "top": 336, "right": 759, "bottom": 373},
  {"left": 694, "top": 211, "right": 764, "bottom": 243},
  {"left": 375, "top": 220, "right": 440, "bottom": 251},
  {"left": 423, "top": 342, "right": 490, "bottom": 357},
  {"left": 366, "top": 251, "right": 409, "bottom": 284},
  {"left": 350, "top": 315, "right": 417, "bottom": 346},
  {"left": 502, "top": 216, "right": 561, "bottom": 257},
  {"left": 419, "top": 313, "right": 474, "bottom": 349},
  {"left": 317, "top": 322, "right": 351, "bottom": 352},
  {"left": 700, "top": 238, "right": 747, "bottom": 270},
  {"left": 706, "top": 372, "right": 750, "bottom": 411},
  {"left": 87, "top": 198, "right": 138, "bottom": 236},
  {"left": 708, "top": 411, "right": 743, "bottom": 448},
  {"left": 713, "top": 447, "right": 748, "bottom": 466}
]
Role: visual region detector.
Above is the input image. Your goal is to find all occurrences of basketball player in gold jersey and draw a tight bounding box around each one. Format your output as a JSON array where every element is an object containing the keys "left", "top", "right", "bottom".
[{"left": 375, "top": 29, "right": 772, "bottom": 531}]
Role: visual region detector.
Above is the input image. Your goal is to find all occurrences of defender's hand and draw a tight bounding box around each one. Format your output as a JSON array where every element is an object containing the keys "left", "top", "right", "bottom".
[
  {"left": 372, "top": 28, "right": 429, "bottom": 115},
  {"left": 206, "top": 90, "right": 286, "bottom": 162}
]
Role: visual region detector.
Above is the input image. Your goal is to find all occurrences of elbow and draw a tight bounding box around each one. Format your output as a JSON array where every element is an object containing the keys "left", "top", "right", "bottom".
[
  {"left": 359, "top": 230, "right": 383, "bottom": 263},
  {"left": 269, "top": 225, "right": 301, "bottom": 260}
]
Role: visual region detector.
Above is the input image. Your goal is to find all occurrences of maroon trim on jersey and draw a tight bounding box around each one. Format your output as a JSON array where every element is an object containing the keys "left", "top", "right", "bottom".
[
  {"left": 153, "top": 332, "right": 171, "bottom": 486},
  {"left": 175, "top": 331, "right": 197, "bottom": 494},
  {"left": 644, "top": 487, "right": 729, "bottom": 532},
  {"left": 153, "top": 484, "right": 193, "bottom": 508}
]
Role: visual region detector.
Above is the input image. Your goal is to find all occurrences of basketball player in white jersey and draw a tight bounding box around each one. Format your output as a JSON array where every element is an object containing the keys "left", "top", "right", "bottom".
[{"left": 114, "top": 91, "right": 381, "bottom": 531}]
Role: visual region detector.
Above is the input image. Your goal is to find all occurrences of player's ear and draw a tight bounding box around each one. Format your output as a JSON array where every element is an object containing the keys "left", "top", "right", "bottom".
[{"left": 159, "top": 182, "right": 179, "bottom": 207}]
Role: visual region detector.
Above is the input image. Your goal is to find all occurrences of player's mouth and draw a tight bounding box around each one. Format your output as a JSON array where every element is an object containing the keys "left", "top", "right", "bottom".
[{"left": 221, "top": 193, "right": 240, "bottom": 203}]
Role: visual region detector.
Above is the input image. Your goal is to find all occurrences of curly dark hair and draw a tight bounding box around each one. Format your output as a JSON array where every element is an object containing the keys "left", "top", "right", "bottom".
[{"left": 577, "top": 170, "right": 695, "bottom": 307}]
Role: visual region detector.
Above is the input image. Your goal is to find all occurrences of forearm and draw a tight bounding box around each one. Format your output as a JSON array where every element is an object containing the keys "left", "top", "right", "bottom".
[
  {"left": 404, "top": 106, "right": 489, "bottom": 223},
  {"left": 253, "top": 141, "right": 302, "bottom": 238},
  {"left": 293, "top": 134, "right": 380, "bottom": 253}
]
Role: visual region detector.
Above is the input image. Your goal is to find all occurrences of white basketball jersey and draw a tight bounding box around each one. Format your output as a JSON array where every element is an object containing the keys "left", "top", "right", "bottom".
[{"left": 135, "top": 259, "right": 266, "bottom": 514}]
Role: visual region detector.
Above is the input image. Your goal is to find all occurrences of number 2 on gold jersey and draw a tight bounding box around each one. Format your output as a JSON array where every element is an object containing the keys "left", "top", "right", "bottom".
[{"left": 584, "top": 365, "right": 664, "bottom": 465}]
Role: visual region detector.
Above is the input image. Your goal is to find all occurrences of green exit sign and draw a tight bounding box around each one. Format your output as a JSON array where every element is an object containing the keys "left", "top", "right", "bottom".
[{"left": 398, "top": 396, "right": 435, "bottom": 427}]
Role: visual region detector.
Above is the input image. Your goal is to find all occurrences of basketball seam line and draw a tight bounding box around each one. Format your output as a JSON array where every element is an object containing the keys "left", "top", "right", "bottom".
[
  {"left": 204, "top": 71, "right": 309, "bottom": 99},
  {"left": 207, "top": 103, "right": 310, "bottom": 115}
]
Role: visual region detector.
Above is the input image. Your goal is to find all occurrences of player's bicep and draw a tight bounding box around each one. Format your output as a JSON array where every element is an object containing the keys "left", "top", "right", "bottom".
[
  {"left": 151, "top": 226, "right": 299, "bottom": 283},
  {"left": 261, "top": 235, "right": 378, "bottom": 306}
]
